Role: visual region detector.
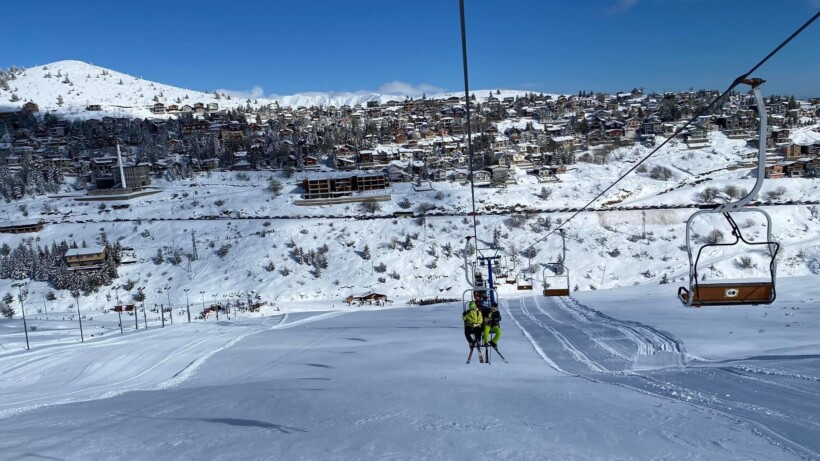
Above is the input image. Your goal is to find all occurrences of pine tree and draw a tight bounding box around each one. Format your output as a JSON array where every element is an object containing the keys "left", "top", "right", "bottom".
[{"left": 362, "top": 244, "right": 371, "bottom": 260}]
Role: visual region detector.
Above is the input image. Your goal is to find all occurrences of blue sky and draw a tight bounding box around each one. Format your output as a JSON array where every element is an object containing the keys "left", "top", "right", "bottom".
[{"left": 2, "top": 0, "right": 818, "bottom": 97}]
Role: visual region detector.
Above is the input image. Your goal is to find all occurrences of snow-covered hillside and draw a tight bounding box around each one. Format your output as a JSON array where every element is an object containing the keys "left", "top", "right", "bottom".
[
  {"left": 0, "top": 127, "right": 817, "bottom": 325},
  {"left": 0, "top": 60, "right": 534, "bottom": 119}
]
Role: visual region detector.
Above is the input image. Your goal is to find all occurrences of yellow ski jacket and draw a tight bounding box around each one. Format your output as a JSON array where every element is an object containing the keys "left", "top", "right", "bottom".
[{"left": 462, "top": 308, "right": 483, "bottom": 328}]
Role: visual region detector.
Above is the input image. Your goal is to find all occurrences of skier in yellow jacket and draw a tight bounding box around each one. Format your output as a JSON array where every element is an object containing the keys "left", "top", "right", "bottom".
[{"left": 462, "top": 301, "right": 483, "bottom": 347}]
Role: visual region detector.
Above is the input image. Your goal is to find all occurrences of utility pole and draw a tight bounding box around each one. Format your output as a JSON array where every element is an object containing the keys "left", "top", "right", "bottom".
[
  {"left": 13, "top": 282, "right": 29, "bottom": 351},
  {"left": 73, "top": 291, "right": 84, "bottom": 343},
  {"left": 642, "top": 210, "right": 647, "bottom": 241},
  {"left": 200, "top": 291, "right": 206, "bottom": 321},
  {"left": 184, "top": 288, "right": 191, "bottom": 323},
  {"left": 191, "top": 231, "right": 198, "bottom": 261},
  {"left": 164, "top": 286, "right": 172, "bottom": 325}
]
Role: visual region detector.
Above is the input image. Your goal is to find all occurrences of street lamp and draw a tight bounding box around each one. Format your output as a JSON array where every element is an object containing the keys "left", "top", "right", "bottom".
[
  {"left": 183, "top": 288, "right": 191, "bottom": 323},
  {"left": 12, "top": 282, "right": 29, "bottom": 351},
  {"left": 213, "top": 294, "right": 219, "bottom": 321},
  {"left": 200, "top": 290, "right": 205, "bottom": 321}
]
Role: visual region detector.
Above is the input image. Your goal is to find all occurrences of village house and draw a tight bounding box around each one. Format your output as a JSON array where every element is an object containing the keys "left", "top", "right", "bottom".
[{"left": 64, "top": 245, "right": 109, "bottom": 269}]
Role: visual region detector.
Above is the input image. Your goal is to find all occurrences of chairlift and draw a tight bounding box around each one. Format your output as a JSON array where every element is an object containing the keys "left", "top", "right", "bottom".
[
  {"left": 678, "top": 79, "right": 780, "bottom": 307},
  {"left": 543, "top": 230, "right": 570, "bottom": 296},
  {"left": 462, "top": 288, "right": 498, "bottom": 312},
  {"left": 463, "top": 238, "right": 502, "bottom": 307},
  {"left": 515, "top": 273, "right": 533, "bottom": 290}
]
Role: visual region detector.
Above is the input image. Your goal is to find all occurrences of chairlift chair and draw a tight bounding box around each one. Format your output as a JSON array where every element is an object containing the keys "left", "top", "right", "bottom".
[
  {"left": 542, "top": 229, "right": 570, "bottom": 296},
  {"left": 543, "top": 265, "right": 570, "bottom": 297},
  {"left": 677, "top": 79, "right": 780, "bottom": 307},
  {"left": 462, "top": 288, "right": 498, "bottom": 312},
  {"left": 463, "top": 238, "right": 503, "bottom": 307},
  {"left": 515, "top": 273, "right": 533, "bottom": 290}
]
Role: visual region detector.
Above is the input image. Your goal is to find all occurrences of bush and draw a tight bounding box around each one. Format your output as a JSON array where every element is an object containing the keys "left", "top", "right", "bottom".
[
  {"left": 374, "top": 262, "right": 387, "bottom": 273},
  {"left": 267, "top": 178, "right": 283, "bottom": 196},
  {"left": 765, "top": 186, "right": 787, "bottom": 201},
  {"left": 735, "top": 256, "right": 754, "bottom": 269},
  {"left": 397, "top": 197, "right": 412, "bottom": 209},
  {"left": 417, "top": 202, "right": 435, "bottom": 214},
  {"left": 698, "top": 187, "right": 720, "bottom": 203},
  {"left": 649, "top": 166, "right": 673, "bottom": 180},
  {"left": 724, "top": 185, "right": 748, "bottom": 199},
  {"left": 1, "top": 304, "right": 14, "bottom": 318},
  {"left": 217, "top": 244, "right": 232, "bottom": 258},
  {"left": 702, "top": 229, "right": 724, "bottom": 245},
  {"left": 360, "top": 201, "right": 382, "bottom": 213}
]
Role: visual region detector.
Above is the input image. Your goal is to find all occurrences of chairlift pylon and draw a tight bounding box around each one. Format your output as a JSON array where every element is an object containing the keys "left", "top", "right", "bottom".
[{"left": 677, "top": 79, "right": 780, "bottom": 307}]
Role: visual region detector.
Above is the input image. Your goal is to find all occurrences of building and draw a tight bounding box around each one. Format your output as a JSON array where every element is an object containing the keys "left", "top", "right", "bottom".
[
  {"left": 64, "top": 246, "right": 109, "bottom": 269},
  {"left": 114, "top": 163, "right": 151, "bottom": 188},
  {"left": 301, "top": 173, "right": 388, "bottom": 199},
  {"left": 0, "top": 220, "right": 44, "bottom": 234}
]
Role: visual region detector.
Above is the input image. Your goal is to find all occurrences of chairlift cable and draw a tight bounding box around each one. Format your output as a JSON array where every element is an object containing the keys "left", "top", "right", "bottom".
[
  {"left": 459, "top": 0, "right": 479, "bottom": 245},
  {"left": 517, "top": 11, "right": 819, "bottom": 258}
]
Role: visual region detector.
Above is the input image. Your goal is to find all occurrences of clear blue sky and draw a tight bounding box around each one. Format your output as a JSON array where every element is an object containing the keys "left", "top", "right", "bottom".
[{"left": 2, "top": 0, "right": 818, "bottom": 97}]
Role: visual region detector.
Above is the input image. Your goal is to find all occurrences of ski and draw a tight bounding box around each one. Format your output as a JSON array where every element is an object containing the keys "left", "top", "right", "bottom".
[
  {"left": 477, "top": 346, "right": 484, "bottom": 364},
  {"left": 484, "top": 344, "right": 491, "bottom": 365},
  {"left": 491, "top": 345, "right": 508, "bottom": 363},
  {"left": 466, "top": 345, "right": 475, "bottom": 364}
]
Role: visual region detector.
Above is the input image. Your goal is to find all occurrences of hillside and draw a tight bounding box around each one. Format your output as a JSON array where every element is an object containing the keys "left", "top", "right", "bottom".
[
  {"left": 0, "top": 60, "right": 534, "bottom": 119},
  {"left": 0, "top": 128, "right": 818, "bottom": 321}
]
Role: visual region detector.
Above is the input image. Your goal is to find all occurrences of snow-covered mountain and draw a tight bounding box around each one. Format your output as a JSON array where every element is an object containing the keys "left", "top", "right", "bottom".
[{"left": 0, "top": 60, "right": 533, "bottom": 118}]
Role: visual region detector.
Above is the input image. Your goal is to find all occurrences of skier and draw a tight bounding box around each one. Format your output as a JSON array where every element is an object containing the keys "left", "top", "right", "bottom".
[
  {"left": 482, "top": 302, "right": 502, "bottom": 348},
  {"left": 462, "top": 301, "right": 483, "bottom": 347}
]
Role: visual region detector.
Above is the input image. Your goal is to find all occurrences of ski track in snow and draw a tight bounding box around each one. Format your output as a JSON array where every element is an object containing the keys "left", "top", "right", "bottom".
[
  {"left": 505, "top": 295, "right": 820, "bottom": 460},
  {"left": 0, "top": 311, "right": 347, "bottom": 420}
]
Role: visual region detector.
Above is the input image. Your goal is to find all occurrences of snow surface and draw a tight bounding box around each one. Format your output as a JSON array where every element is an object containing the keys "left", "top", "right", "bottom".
[{"left": 1, "top": 281, "right": 818, "bottom": 460}]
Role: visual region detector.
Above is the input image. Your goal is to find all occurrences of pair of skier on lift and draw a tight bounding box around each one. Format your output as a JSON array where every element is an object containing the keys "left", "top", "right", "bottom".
[{"left": 463, "top": 300, "right": 501, "bottom": 349}]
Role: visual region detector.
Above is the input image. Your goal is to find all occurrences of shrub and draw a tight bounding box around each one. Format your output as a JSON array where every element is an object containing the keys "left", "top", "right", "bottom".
[
  {"left": 217, "top": 244, "right": 232, "bottom": 258},
  {"left": 735, "top": 256, "right": 754, "bottom": 269},
  {"left": 698, "top": 187, "right": 720, "bottom": 203},
  {"left": 765, "top": 186, "right": 787, "bottom": 201},
  {"left": 649, "top": 166, "right": 673, "bottom": 180},
  {"left": 702, "top": 229, "right": 724, "bottom": 245},
  {"left": 397, "top": 197, "right": 412, "bottom": 209},
  {"left": 724, "top": 185, "right": 747, "bottom": 199},
  {"left": 360, "top": 201, "right": 382, "bottom": 213},
  {"left": 267, "top": 178, "right": 283, "bottom": 196}
]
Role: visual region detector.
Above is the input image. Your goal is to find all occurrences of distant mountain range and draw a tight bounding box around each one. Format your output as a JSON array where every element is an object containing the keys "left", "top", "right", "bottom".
[{"left": 0, "top": 60, "right": 535, "bottom": 119}]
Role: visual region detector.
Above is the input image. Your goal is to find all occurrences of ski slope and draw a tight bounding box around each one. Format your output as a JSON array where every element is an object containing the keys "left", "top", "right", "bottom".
[{"left": 1, "top": 276, "right": 818, "bottom": 460}]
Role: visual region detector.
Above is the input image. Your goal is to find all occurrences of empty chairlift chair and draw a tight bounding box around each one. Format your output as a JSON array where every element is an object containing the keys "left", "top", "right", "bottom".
[
  {"left": 677, "top": 79, "right": 780, "bottom": 307},
  {"left": 516, "top": 273, "right": 533, "bottom": 290},
  {"left": 542, "top": 229, "right": 570, "bottom": 297}
]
